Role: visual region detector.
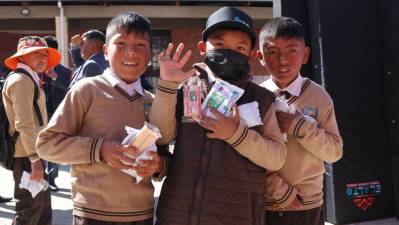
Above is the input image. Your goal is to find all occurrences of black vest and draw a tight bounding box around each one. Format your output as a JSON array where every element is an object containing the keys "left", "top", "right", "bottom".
[{"left": 156, "top": 70, "right": 275, "bottom": 225}]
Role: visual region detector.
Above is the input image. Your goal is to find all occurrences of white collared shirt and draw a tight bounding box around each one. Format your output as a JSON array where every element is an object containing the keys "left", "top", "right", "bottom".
[
  {"left": 16, "top": 63, "right": 40, "bottom": 86},
  {"left": 262, "top": 74, "right": 304, "bottom": 97},
  {"left": 102, "top": 68, "right": 144, "bottom": 97}
]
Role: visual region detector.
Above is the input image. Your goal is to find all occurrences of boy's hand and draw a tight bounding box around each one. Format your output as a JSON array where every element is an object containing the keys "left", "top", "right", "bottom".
[
  {"left": 100, "top": 140, "right": 139, "bottom": 170},
  {"left": 70, "top": 34, "right": 83, "bottom": 47},
  {"left": 158, "top": 42, "right": 196, "bottom": 83},
  {"left": 290, "top": 194, "right": 304, "bottom": 207},
  {"left": 199, "top": 105, "right": 240, "bottom": 140},
  {"left": 276, "top": 111, "right": 299, "bottom": 133},
  {"left": 30, "top": 160, "right": 44, "bottom": 181},
  {"left": 132, "top": 151, "right": 163, "bottom": 178}
]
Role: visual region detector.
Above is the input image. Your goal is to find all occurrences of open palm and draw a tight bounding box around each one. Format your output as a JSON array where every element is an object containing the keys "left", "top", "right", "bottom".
[{"left": 158, "top": 42, "right": 196, "bottom": 83}]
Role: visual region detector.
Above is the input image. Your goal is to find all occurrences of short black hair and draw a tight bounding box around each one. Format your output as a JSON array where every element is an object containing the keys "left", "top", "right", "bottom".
[
  {"left": 43, "top": 35, "right": 58, "bottom": 49},
  {"left": 106, "top": 12, "right": 151, "bottom": 44},
  {"left": 82, "top": 29, "right": 106, "bottom": 44},
  {"left": 259, "top": 17, "right": 305, "bottom": 47}
]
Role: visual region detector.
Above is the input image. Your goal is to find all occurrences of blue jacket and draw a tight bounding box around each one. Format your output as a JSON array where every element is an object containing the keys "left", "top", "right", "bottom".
[
  {"left": 43, "top": 64, "right": 71, "bottom": 117},
  {"left": 69, "top": 49, "right": 108, "bottom": 88}
]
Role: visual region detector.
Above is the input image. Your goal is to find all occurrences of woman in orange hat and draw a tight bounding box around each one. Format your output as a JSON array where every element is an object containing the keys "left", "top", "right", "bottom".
[{"left": 2, "top": 36, "right": 60, "bottom": 225}]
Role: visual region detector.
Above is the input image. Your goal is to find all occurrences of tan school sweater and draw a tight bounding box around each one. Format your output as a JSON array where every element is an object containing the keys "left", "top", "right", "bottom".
[
  {"left": 264, "top": 78, "right": 343, "bottom": 211},
  {"left": 2, "top": 71, "right": 47, "bottom": 161},
  {"left": 36, "top": 75, "right": 167, "bottom": 222}
]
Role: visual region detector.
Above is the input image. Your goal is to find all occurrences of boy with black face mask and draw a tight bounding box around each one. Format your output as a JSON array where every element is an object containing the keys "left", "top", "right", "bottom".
[{"left": 150, "top": 7, "right": 287, "bottom": 225}]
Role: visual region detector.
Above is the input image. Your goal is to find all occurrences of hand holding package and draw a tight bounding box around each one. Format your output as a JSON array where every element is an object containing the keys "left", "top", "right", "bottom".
[
  {"left": 201, "top": 79, "right": 244, "bottom": 119},
  {"left": 274, "top": 95, "right": 296, "bottom": 142},
  {"left": 120, "top": 122, "right": 161, "bottom": 183},
  {"left": 19, "top": 171, "right": 48, "bottom": 198}
]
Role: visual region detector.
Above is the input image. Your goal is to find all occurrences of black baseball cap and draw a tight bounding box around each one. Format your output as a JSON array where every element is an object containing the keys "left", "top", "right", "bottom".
[{"left": 202, "top": 6, "right": 256, "bottom": 49}]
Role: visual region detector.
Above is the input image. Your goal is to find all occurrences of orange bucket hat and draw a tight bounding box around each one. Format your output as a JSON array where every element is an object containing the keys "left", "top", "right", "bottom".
[{"left": 5, "top": 36, "right": 61, "bottom": 71}]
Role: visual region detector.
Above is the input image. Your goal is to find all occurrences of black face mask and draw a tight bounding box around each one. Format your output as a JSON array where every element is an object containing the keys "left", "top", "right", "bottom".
[{"left": 204, "top": 49, "right": 250, "bottom": 81}]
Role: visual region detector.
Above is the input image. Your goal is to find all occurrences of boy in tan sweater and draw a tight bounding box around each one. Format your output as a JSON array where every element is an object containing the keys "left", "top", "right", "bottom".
[
  {"left": 257, "top": 17, "right": 343, "bottom": 225},
  {"left": 37, "top": 12, "right": 166, "bottom": 225},
  {"left": 3, "top": 36, "right": 61, "bottom": 225}
]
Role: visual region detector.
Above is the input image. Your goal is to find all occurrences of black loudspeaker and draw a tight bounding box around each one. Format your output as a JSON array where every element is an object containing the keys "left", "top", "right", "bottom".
[
  {"left": 275, "top": 0, "right": 398, "bottom": 223},
  {"left": 318, "top": 0, "right": 395, "bottom": 222}
]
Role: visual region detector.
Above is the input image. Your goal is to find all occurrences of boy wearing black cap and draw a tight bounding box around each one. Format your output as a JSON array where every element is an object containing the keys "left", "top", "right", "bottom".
[
  {"left": 150, "top": 6, "right": 286, "bottom": 225},
  {"left": 258, "top": 17, "right": 343, "bottom": 225}
]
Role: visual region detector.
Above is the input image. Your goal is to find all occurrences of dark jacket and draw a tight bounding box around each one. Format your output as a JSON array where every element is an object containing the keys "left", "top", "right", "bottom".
[
  {"left": 156, "top": 71, "right": 275, "bottom": 225},
  {"left": 69, "top": 51, "right": 108, "bottom": 88},
  {"left": 43, "top": 64, "right": 71, "bottom": 117}
]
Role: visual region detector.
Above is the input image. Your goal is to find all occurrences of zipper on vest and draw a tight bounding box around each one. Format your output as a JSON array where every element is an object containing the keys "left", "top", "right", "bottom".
[{"left": 188, "top": 138, "right": 212, "bottom": 225}]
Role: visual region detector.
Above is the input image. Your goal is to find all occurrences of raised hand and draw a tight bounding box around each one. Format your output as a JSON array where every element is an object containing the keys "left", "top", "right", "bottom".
[
  {"left": 158, "top": 43, "right": 196, "bottom": 83},
  {"left": 70, "top": 34, "right": 83, "bottom": 47}
]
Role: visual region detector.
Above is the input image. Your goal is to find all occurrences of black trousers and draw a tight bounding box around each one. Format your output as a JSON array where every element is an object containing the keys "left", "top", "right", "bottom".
[
  {"left": 12, "top": 157, "right": 52, "bottom": 225},
  {"left": 73, "top": 216, "right": 153, "bottom": 225},
  {"left": 265, "top": 206, "right": 324, "bottom": 225}
]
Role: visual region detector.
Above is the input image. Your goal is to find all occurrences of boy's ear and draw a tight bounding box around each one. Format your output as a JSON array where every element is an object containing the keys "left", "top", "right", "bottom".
[
  {"left": 302, "top": 46, "right": 310, "bottom": 64},
  {"left": 197, "top": 41, "right": 206, "bottom": 57},
  {"left": 256, "top": 50, "right": 266, "bottom": 66},
  {"left": 103, "top": 44, "right": 109, "bottom": 60},
  {"left": 248, "top": 49, "right": 257, "bottom": 60}
]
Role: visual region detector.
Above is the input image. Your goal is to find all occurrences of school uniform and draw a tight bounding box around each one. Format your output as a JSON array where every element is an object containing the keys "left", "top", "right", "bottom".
[
  {"left": 2, "top": 63, "right": 51, "bottom": 225},
  {"left": 262, "top": 75, "right": 343, "bottom": 225},
  {"left": 37, "top": 68, "right": 168, "bottom": 224}
]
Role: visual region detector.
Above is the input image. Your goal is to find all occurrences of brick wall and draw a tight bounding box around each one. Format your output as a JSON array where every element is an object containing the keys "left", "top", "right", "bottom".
[{"left": 1, "top": 17, "right": 269, "bottom": 76}]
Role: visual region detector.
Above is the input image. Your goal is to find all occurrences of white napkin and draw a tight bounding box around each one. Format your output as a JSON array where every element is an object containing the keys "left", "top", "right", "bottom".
[
  {"left": 238, "top": 101, "right": 264, "bottom": 128},
  {"left": 120, "top": 126, "right": 159, "bottom": 183},
  {"left": 274, "top": 96, "right": 297, "bottom": 142},
  {"left": 19, "top": 171, "right": 48, "bottom": 198}
]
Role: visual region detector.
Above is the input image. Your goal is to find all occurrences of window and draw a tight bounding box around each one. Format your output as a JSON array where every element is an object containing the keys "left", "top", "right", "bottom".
[
  {"left": 142, "top": 29, "right": 171, "bottom": 93},
  {"left": 149, "top": 29, "right": 171, "bottom": 76}
]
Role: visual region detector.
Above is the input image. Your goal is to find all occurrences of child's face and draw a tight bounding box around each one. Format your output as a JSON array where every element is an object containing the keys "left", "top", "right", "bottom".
[
  {"left": 258, "top": 37, "right": 309, "bottom": 88},
  {"left": 198, "top": 30, "right": 255, "bottom": 57},
  {"left": 20, "top": 49, "right": 49, "bottom": 73},
  {"left": 104, "top": 30, "right": 151, "bottom": 84}
]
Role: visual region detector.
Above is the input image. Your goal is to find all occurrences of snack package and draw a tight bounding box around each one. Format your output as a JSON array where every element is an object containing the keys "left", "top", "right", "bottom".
[
  {"left": 183, "top": 80, "right": 201, "bottom": 118},
  {"left": 274, "top": 95, "right": 296, "bottom": 142},
  {"left": 238, "top": 101, "right": 264, "bottom": 128},
  {"left": 201, "top": 79, "right": 244, "bottom": 119},
  {"left": 120, "top": 122, "right": 162, "bottom": 183},
  {"left": 19, "top": 171, "right": 48, "bottom": 198}
]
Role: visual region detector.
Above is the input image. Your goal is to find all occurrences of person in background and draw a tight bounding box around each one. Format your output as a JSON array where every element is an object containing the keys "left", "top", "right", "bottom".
[
  {"left": 42, "top": 35, "right": 72, "bottom": 192},
  {"left": 3, "top": 35, "right": 60, "bottom": 225},
  {"left": 69, "top": 29, "right": 108, "bottom": 88}
]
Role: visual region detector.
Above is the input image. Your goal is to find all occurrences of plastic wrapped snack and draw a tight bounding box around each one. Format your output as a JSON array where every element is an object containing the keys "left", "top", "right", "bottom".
[
  {"left": 201, "top": 79, "right": 244, "bottom": 119},
  {"left": 183, "top": 80, "right": 202, "bottom": 118},
  {"left": 274, "top": 95, "right": 297, "bottom": 142},
  {"left": 120, "top": 122, "right": 162, "bottom": 183},
  {"left": 238, "top": 101, "right": 264, "bottom": 128}
]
